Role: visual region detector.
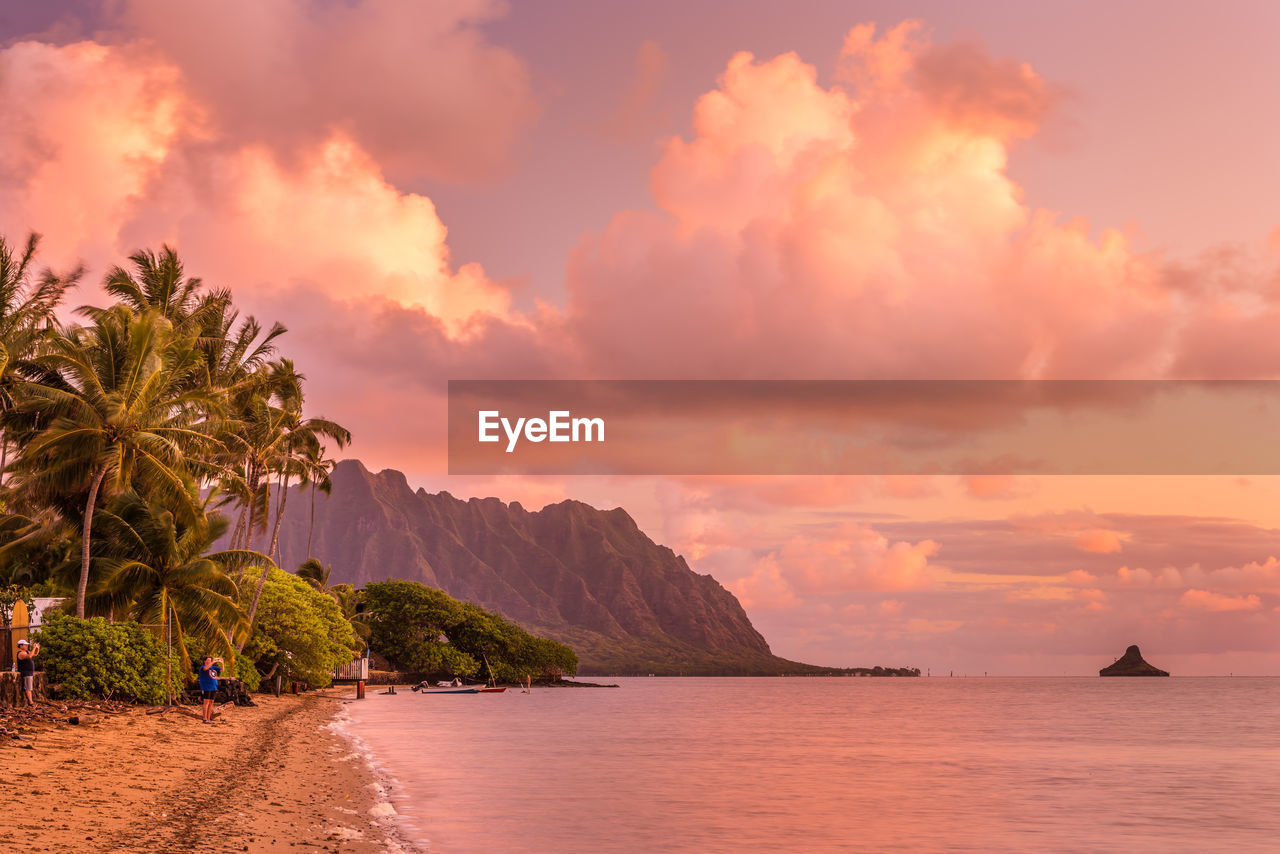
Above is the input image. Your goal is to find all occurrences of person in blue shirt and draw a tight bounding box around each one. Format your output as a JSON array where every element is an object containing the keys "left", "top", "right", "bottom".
[{"left": 198, "top": 655, "right": 223, "bottom": 724}]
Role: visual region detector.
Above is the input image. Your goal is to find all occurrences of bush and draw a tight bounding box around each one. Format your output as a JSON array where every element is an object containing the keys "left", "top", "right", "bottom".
[
  {"left": 34, "top": 612, "right": 184, "bottom": 703},
  {"left": 234, "top": 653, "right": 261, "bottom": 692}
]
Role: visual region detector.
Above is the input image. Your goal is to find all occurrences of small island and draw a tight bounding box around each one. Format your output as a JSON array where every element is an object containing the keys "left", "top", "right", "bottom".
[{"left": 1100, "top": 645, "right": 1170, "bottom": 677}]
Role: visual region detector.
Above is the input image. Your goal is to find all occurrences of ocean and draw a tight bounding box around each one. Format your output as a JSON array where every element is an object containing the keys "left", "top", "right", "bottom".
[{"left": 333, "top": 677, "right": 1280, "bottom": 853}]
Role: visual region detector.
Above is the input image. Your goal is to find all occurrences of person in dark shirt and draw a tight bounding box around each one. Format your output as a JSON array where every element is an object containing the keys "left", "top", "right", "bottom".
[
  {"left": 198, "top": 655, "right": 223, "bottom": 724},
  {"left": 15, "top": 639, "right": 39, "bottom": 707}
]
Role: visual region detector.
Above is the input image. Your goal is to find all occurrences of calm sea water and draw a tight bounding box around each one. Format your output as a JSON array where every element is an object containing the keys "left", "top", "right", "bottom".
[{"left": 334, "top": 677, "right": 1280, "bottom": 853}]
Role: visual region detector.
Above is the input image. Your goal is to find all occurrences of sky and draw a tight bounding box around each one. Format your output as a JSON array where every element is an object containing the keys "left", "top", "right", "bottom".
[{"left": 2, "top": 0, "right": 1280, "bottom": 674}]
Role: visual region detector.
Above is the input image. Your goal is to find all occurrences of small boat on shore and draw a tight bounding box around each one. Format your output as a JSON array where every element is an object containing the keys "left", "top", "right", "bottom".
[
  {"left": 417, "top": 686, "right": 480, "bottom": 694},
  {"left": 411, "top": 680, "right": 508, "bottom": 694}
]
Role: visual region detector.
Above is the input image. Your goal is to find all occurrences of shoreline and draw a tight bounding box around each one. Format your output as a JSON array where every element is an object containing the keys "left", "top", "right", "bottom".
[{"left": 0, "top": 689, "right": 419, "bottom": 853}]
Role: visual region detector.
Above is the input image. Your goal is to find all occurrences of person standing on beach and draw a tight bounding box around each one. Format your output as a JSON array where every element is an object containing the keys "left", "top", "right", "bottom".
[
  {"left": 198, "top": 655, "right": 223, "bottom": 724},
  {"left": 15, "top": 639, "right": 38, "bottom": 707}
]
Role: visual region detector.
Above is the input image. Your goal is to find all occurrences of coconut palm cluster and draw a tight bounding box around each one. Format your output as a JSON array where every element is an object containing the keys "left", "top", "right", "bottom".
[{"left": 0, "top": 233, "right": 350, "bottom": 672}]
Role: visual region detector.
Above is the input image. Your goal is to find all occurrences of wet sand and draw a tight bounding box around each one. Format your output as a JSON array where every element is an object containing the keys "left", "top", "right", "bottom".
[{"left": 0, "top": 690, "right": 416, "bottom": 853}]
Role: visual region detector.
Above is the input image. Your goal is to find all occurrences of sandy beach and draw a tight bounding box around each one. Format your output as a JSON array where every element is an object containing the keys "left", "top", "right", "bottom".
[{"left": 0, "top": 690, "right": 415, "bottom": 853}]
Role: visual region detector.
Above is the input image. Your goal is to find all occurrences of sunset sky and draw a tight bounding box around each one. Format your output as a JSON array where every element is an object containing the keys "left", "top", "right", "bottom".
[{"left": 3, "top": 1, "right": 1280, "bottom": 674}]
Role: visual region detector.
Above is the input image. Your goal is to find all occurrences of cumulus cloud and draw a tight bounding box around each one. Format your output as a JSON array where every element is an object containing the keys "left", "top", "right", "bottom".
[
  {"left": 1180, "top": 589, "right": 1263, "bottom": 612},
  {"left": 1064, "top": 569, "right": 1098, "bottom": 586},
  {"left": 0, "top": 25, "right": 542, "bottom": 471},
  {"left": 562, "top": 21, "right": 1172, "bottom": 380},
  {"left": 0, "top": 33, "right": 525, "bottom": 333},
  {"left": 777, "top": 523, "right": 939, "bottom": 594},
  {"left": 1074, "top": 528, "right": 1127, "bottom": 554},
  {"left": 725, "top": 553, "right": 800, "bottom": 612},
  {"left": 719, "top": 522, "right": 938, "bottom": 615},
  {"left": 0, "top": 40, "right": 199, "bottom": 264},
  {"left": 130, "top": 134, "right": 517, "bottom": 333},
  {"left": 115, "top": 0, "right": 537, "bottom": 184}
]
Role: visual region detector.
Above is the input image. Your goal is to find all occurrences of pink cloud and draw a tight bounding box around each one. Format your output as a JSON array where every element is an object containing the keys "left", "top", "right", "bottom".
[
  {"left": 116, "top": 0, "right": 536, "bottom": 184},
  {"left": 905, "top": 618, "right": 962, "bottom": 633},
  {"left": 776, "top": 523, "right": 939, "bottom": 595},
  {"left": 561, "top": 23, "right": 1175, "bottom": 381},
  {"left": 961, "top": 474, "right": 1029, "bottom": 500},
  {"left": 0, "top": 40, "right": 200, "bottom": 265},
  {"left": 600, "top": 40, "right": 670, "bottom": 140},
  {"left": 911, "top": 38, "right": 1057, "bottom": 140},
  {"left": 1180, "top": 589, "right": 1263, "bottom": 612},
  {"left": 718, "top": 522, "right": 937, "bottom": 615},
  {"left": 1074, "top": 528, "right": 1127, "bottom": 554},
  {"left": 1065, "top": 569, "right": 1098, "bottom": 586},
  {"left": 723, "top": 553, "right": 799, "bottom": 612}
]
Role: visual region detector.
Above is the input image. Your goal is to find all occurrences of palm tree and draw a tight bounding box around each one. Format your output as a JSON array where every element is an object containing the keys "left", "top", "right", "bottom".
[
  {"left": 301, "top": 444, "right": 337, "bottom": 559},
  {"left": 266, "top": 413, "right": 350, "bottom": 564},
  {"left": 296, "top": 557, "right": 333, "bottom": 592},
  {"left": 0, "top": 233, "right": 81, "bottom": 484},
  {"left": 296, "top": 559, "right": 369, "bottom": 652},
  {"left": 231, "top": 361, "right": 348, "bottom": 649},
  {"left": 88, "top": 490, "right": 262, "bottom": 692},
  {"left": 100, "top": 245, "right": 223, "bottom": 334},
  {"left": 12, "top": 307, "right": 225, "bottom": 616}
]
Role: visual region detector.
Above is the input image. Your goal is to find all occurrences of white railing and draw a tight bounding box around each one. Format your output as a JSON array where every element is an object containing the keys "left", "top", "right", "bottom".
[{"left": 333, "top": 658, "right": 369, "bottom": 681}]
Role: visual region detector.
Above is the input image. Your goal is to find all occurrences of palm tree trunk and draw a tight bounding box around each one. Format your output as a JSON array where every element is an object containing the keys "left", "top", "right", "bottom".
[
  {"left": 239, "top": 566, "right": 271, "bottom": 653},
  {"left": 230, "top": 504, "right": 247, "bottom": 551},
  {"left": 76, "top": 463, "right": 109, "bottom": 618},
  {"left": 164, "top": 592, "right": 172, "bottom": 706},
  {"left": 268, "top": 472, "right": 289, "bottom": 566},
  {"left": 244, "top": 466, "right": 259, "bottom": 552},
  {"left": 307, "top": 481, "right": 316, "bottom": 558}
]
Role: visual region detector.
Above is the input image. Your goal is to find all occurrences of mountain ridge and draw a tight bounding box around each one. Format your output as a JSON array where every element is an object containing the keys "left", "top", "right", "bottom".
[{"left": 261, "top": 459, "right": 818, "bottom": 675}]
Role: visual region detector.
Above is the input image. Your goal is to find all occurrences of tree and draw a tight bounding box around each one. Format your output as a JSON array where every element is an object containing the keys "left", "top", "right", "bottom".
[
  {"left": 301, "top": 443, "right": 336, "bottom": 558},
  {"left": 87, "top": 490, "right": 257, "bottom": 677},
  {"left": 101, "top": 245, "right": 227, "bottom": 336},
  {"left": 0, "top": 232, "right": 80, "bottom": 485},
  {"left": 238, "top": 565, "right": 360, "bottom": 686},
  {"left": 361, "top": 580, "right": 577, "bottom": 681},
  {"left": 362, "top": 580, "right": 478, "bottom": 678},
  {"left": 296, "top": 557, "right": 333, "bottom": 593},
  {"left": 236, "top": 361, "right": 348, "bottom": 647},
  {"left": 265, "top": 408, "right": 349, "bottom": 564},
  {"left": 13, "top": 307, "right": 225, "bottom": 616}
]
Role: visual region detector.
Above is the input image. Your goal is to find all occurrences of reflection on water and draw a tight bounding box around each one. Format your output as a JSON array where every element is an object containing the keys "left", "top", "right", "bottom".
[{"left": 338, "top": 677, "right": 1280, "bottom": 853}]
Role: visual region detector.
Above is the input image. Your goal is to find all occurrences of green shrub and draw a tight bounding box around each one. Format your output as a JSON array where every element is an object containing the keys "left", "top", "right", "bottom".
[
  {"left": 234, "top": 652, "right": 261, "bottom": 692},
  {"left": 34, "top": 612, "right": 185, "bottom": 703}
]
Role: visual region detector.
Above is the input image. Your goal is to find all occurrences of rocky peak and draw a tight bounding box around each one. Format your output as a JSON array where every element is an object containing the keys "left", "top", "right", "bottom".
[{"left": 1100, "top": 644, "right": 1170, "bottom": 677}]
